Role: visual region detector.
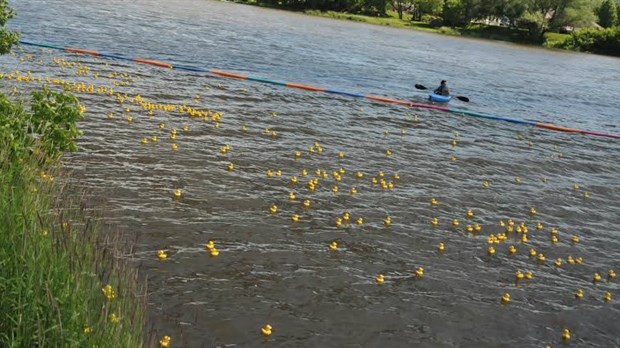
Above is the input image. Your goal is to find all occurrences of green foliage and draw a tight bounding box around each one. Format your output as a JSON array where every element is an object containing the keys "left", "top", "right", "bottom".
[
  {"left": 598, "top": 0, "right": 618, "bottom": 27},
  {"left": 0, "top": 88, "right": 84, "bottom": 163},
  {"left": 0, "top": 0, "right": 19, "bottom": 54},
  {"left": 559, "top": 27, "right": 620, "bottom": 55},
  {"left": 443, "top": 0, "right": 465, "bottom": 26},
  {"left": 414, "top": 0, "right": 443, "bottom": 18}
]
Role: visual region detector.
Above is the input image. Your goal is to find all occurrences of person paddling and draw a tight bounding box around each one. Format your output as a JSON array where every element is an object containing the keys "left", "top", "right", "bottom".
[{"left": 434, "top": 80, "right": 450, "bottom": 96}]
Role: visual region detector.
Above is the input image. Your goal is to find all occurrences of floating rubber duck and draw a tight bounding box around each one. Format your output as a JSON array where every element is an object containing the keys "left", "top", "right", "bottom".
[
  {"left": 575, "top": 257, "right": 583, "bottom": 264},
  {"left": 488, "top": 246, "right": 496, "bottom": 256},
  {"left": 603, "top": 292, "right": 612, "bottom": 302},
  {"left": 482, "top": 180, "right": 490, "bottom": 188},
  {"left": 466, "top": 209, "right": 474, "bottom": 219},
  {"left": 275, "top": 169, "right": 282, "bottom": 177},
  {"left": 554, "top": 258, "right": 562, "bottom": 268},
  {"left": 303, "top": 200, "right": 310, "bottom": 208},
  {"left": 141, "top": 137, "right": 148, "bottom": 145},
  {"left": 515, "top": 176, "right": 521, "bottom": 184},
  {"left": 573, "top": 183, "right": 579, "bottom": 191},
  {"left": 562, "top": 328, "right": 571, "bottom": 341},
  {"left": 183, "top": 125, "right": 189, "bottom": 133},
  {"left": 266, "top": 169, "right": 273, "bottom": 177},
  {"left": 451, "top": 140, "right": 457, "bottom": 147},
  {"left": 550, "top": 228, "right": 559, "bottom": 235},
  {"left": 609, "top": 269, "right": 616, "bottom": 280},
  {"left": 383, "top": 216, "right": 392, "bottom": 226},
  {"left": 328, "top": 241, "right": 338, "bottom": 251},
  {"left": 291, "top": 214, "right": 299, "bottom": 223},
  {"left": 159, "top": 122, "right": 165, "bottom": 130},
  {"left": 127, "top": 116, "right": 133, "bottom": 123},
  {"left": 537, "top": 253, "right": 545, "bottom": 263},
  {"left": 205, "top": 241, "right": 215, "bottom": 250},
  {"left": 376, "top": 274, "right": 385, "bottom": 284},
  {"left": 301, "top": 169, "right": 308, "bottom": 177},
  {"left": 474, "top": 224, "right": 481, "bottom": 233},
  {"left": 335, "top": 218, "right": 342, "bottom": 228},
  {"left": 415, "top": 267, "right": 424, "bottom": 278},
  {"left": 437, "top": 243, "right": 445, "bottom": 253},
  {"left": 350, "top": 187, "right": 357, "bottom": 195},
  {"left": 157, "top": 250, "right": 167, "bottom": 260},
  {"left": 525, "top": 271, "right": 533, "bottom": 280},
  {"left": 431, "top": 217, "right": 438, "bottom": 226},
  {"left": 173, "top": 189, "right": 182, "bottom": 199},
  {"left": 210, "top": 248, "right": 219, "bottom": 257},
  {"left": 294, "top": 151, "right": 301, "bottom": 160},
  {"left": 529, "top": 207, "right": 537, "bottom": 216},
  {"left": 227, "top": 163, "right": 234, "bottom": 172},
  {"left": 342, "top": 212, "right": 350, "bottom": 223},
  {"left": 567, "top": 256, "right": 575, "bottom": 264},
  {"left": 356, "top": 172, "right": 364, "bottom": 179},
  {"left": 290, "top": 176, "right": 298, "bottom": 185},
  {"left": 467, "top": 225, "right": 474, "bottom": 234},
  {"left": 551, "top": 235, "right": 558, "bottom": 244},
  {"left": 356, "top": 217, "right": 363, "bottom": 225},
  {"left": 430, "top": 198, "right": 438, "bottom": 206},
  {"left": 338, "top": 152, "right": 345, "bottom": 159},
  {"left": 536, "top": 222, "right": 543, "bottom": 231},
  {"left": 571, "top": 235, "right": 580, "bottom": 244},
  {"left": 515, "top": 271, "right": 524, "bottom": 282},
  {"left": 452, "top": 219, "right": 459, "bottom": 228},
  {"left": 269, "top": 204, "right": 277, "bottom": 215},
  {"left": 583, "top": 191, "right": 590, "bottom": 199},
  {"left": 450, "top": 155, "right": 457, "bottom": 161},
  {"left": 521, "top": 234, "right": 528, "bottom": 243},
  {"left": 385, "top": 150, "right": 392, "bottom": 156},
  {"left": 393, "top": 173, "right": 400, "bottom": 180},
  {"left": 151, "top": 135, "right": 158, "bottom": 142},
  {"left": 508, "top": 245, "right": 517, "bottom": 255},
  {"left": 261, "top": 324, "right": 272, "bottom": 337},
  {"left": 171, "top": 144, "right": 178, "bottom": 151},
  {"left": 331, "top": 185, "right": 339, "bottom": 193},
  {"left": 159, "top": 335, "right": 171, "bottom": 348},
  {"left": 575, "top": 289, "right": 584, "bottom": 299},
  {"left": 593, "top": 272, "right": 601, "bottom": 283},
  {"left": 288, "top": 192, "right": 296, "bottom": 201},
  {"left": 501, "top": 293, "right": 511, "bottom": 304}
]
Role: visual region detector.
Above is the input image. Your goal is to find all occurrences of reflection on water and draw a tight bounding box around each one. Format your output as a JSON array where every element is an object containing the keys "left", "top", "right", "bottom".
[{"left": 3, "top": 0, "right": 620, "bottom": 346}]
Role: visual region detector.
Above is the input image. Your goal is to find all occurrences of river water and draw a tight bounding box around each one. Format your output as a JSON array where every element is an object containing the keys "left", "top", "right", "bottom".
[{"left": 4, "top": 0, "right": 620, "bottom": 346}]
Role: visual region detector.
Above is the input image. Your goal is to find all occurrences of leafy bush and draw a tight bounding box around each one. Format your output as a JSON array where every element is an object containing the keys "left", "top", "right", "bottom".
[{"left": 559, "top": 27, "right": 620, "bottom": 55}]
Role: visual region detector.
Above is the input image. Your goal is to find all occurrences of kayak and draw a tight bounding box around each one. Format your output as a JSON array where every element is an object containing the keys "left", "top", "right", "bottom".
[{"left": 429, "top": 93, "right": 452, "bottom": 103}]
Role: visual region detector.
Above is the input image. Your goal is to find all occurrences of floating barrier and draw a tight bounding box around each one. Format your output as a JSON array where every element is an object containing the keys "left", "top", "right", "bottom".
[{"left": 16, "top": 39, "right": 620, "bottom": 140}]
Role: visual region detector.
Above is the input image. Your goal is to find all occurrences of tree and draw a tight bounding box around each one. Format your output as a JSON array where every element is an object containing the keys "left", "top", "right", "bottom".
[
  {"left": 391, "top": 0, "right": 414, "bottom": 19},
  {"left": 518, "top": 0, "right": 599, "bottom": 41},
  {"left": 0, "top": 0, "right": 19, "bottom": 54},
  {"left": 598, "top": 0, "right": 618, "bottom": 27},
  {"left": 410, "top": 0, "right": 442, "bottom": 20}
]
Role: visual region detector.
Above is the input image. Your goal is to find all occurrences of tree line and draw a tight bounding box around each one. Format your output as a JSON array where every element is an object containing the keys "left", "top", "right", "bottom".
[{"left": 240, "top": 0, "right": 619, "bottom": 54}]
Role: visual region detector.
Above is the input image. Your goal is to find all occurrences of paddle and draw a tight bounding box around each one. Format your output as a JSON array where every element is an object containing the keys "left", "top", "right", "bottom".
[{"left": 414, "top": 84, "right": 470, "bottom": 102}]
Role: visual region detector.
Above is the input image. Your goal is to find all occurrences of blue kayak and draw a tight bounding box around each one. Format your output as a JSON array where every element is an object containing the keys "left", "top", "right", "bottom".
[{"left": 429, "top": 93, "right": 452, "bottom": 103}]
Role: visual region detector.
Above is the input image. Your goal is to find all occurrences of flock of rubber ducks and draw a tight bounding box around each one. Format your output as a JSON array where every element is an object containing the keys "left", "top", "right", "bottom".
[{"left": 3, "top": 46, "right": 617, "bottom": 346}]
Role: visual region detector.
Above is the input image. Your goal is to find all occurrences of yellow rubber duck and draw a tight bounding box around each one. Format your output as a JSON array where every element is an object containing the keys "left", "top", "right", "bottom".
[
  {"left": 573, "top": 183, "right": 579, "bottom": 191},
  {"left": 291, "top": 214, "right": 299, "bottom": 223},
  {"left": 530, "top": 207, "right": 537, "bottom": 216},
  {"left": 393, "top": 173, "right": 400, "bottom": 180},
  {"left": 467, "top": 225, "right": 474, "bottom": 234},
  {"left": 515, "top": 176, "right": 521, "bottom": 184},
  {"left": 466, "top": 209, "right": 474, "bottom": 219},
  {"left": 350, "top": 187, "right": 357, "bottom": 195},
  {"left": 488, "top": 246, "right": 496, "bottom": 256},
  {"left": 452, "top": 219, "right": 459, "bottom": 227},
  {"left": 266, "top": 169, "right": 273, "bottom": 177},
  {"left": 499, "top": 220, "right": 505, "bottom": 227},
  {"left": 261, "top": 324, "right": 272, "bottom": 337},
  {"left": 227, "top": 163, "right": 234, "bottom": 172},
  {"left": 551, "top": 235, "right": 558, "bottom": 244},
  {"left": 302, "top": 200, "right": 310, "bottom": 208},
  {"left": 608, "top": 269, "right": 616, "bottom": 280},
  {"left": 501, "top": 293, "right": 511, "bottom": 304},
  {"left": 383, "top": 216, "right": 392, "bottom": 226},
  {"left": 376, "top": 274, "right": 385, "bottom": 284},
  {"left": 210, "top": 248, "right": 219, "bottom": 257},
  {"left": 593, "top": 272, "right": 601, "bottom": 283},
  {"left": 342, "top": 212, "right": 350, "bottom": 222},
  {"left": 294, "top": 151, "right": 301, "bottom": 160},
  {"left": 335, "top": 218, "right": 342, "bottom": 228},
  {"left": 474, "top": 224, "right": 481, "bottom": 233},
  {"left": 301, "top": 169, "right": 308, "bottom": 177},
  {"left": 151, "top": 135, "right": 158, "bottom": 142},
  {"left": 159, "top": 335, "right": 171, "bottom": 348},
  {"left": 276, "top": 169, "right": 282, "bottom": 177},
  {"left": 437, "top": 243, "right": 445, "bottom": 253},
  {"left": 183, "top": 125, "right": 189, "bottom": 133},
  {"left": 537, "top": 254, "right": 546, "bottom": 263},
  {"left": 536, "top": 222, "right": 543, "bottom": 231},
  {"left": 525, "top": 271, "right": 533, "bottom": 280},
  {"left": 554, "top": 258, "right": 562, "bottom": 268},
  {"left": 508, "top": 245, "right": 517, "bottom": 255},
  {"left": 290, "top": 176, "right": 298, "bottom": 185},
  {"left": 529, "top": 248, "right": 537, "bottom": 257},
  {"left": 269, "top": 204, "right": 277, "bottom": 215},
  {"left": 482, "top": 180, "right": 490, "bottom": 188},
  {"left": 159, "top": 122, "right": 165, "bottom": 130},
  {"left": 450, "top": 155, "right": 457, "bottom": 161},
  {"left": 575, "top": 257, "right": 583, "bottom": 264},
  {"left": 356, "top": 217, "right": 363, "bottom": 225},
  {"left": 288, "top": 192, "right": 296, "bottom": 201},
  {"left": 520, "top": 234, "right": 528, "bottom": 243},
  {"left": 331, "top": 185, "right": 339, "bottom": 193},
  {"left": 562, "top": 328, "right": 571, "bottom": 341},
  {"left": 415, "top": 267, "right": 424, "bottom": 278},
  {"left": 575, "top": 289, "right": 584, "bottom": 299},
  {"left": 173, "top": 189, "right": 182, "bottom": 199},
  {"left": 205, "top": 241, "right": 215, "bottom": 250},
  {"left": 515, "top": 271, "right": 524, "bottom": 282},
  {"left": 430, "top": 198, "right": 438, "bottom": 206},
  {"left": 127, "top": 116, "right": 133, "bottom": 123},
  {"left": 329, "top": 241, "right": 338, "bottom": 251},
  {"left": 385, "top": 150, "right": 392, "bottom": 156},
  {"left": 567, "top": 256, "right": 575, "bottom": 264},
  {"left": 157, "top": 250, "right": 167, "bottom": 260},
  {"left": 451, "top": 139, "right": 457, "bottom": 147},
  {"left": 356, "top": 171, "right": 364, "bottom": 179},
  {"left": 603, "top": 292, "right": 612, "bottom": 302},
  {"left": 431, "top": 217, "right": 438, "bottom": 226},
  {"left": 141, "top": 137, "right": 148, "bottom": 145},
  {"left": 583, "top": 191, "right": 590, "bottom": 199},
  {"left": 571, "top": 235, "right": 580, "bottom": 244}
]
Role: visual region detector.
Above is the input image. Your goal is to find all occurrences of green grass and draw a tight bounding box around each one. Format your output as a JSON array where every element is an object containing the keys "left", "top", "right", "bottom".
[{"left": 0, "top": 93, "right": 146, "bottom": 347}]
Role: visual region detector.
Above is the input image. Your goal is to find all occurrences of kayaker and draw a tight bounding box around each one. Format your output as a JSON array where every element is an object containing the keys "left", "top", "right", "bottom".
[{"left": 434, "top": 80, "right": 450, "bottom": 96}]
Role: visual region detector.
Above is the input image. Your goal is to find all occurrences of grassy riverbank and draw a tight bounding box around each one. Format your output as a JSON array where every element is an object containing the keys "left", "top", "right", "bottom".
[
  {"left": 0, "top": 90, "right": 146, "bottom": 346},
  {"left": 304, "top": 9, "right": 570, "bottom": 47}
]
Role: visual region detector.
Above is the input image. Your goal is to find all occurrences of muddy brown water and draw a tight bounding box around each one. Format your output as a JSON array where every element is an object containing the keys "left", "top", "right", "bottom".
[{"left": 3, "top": 0, "right": 620, "bottom": 346}]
